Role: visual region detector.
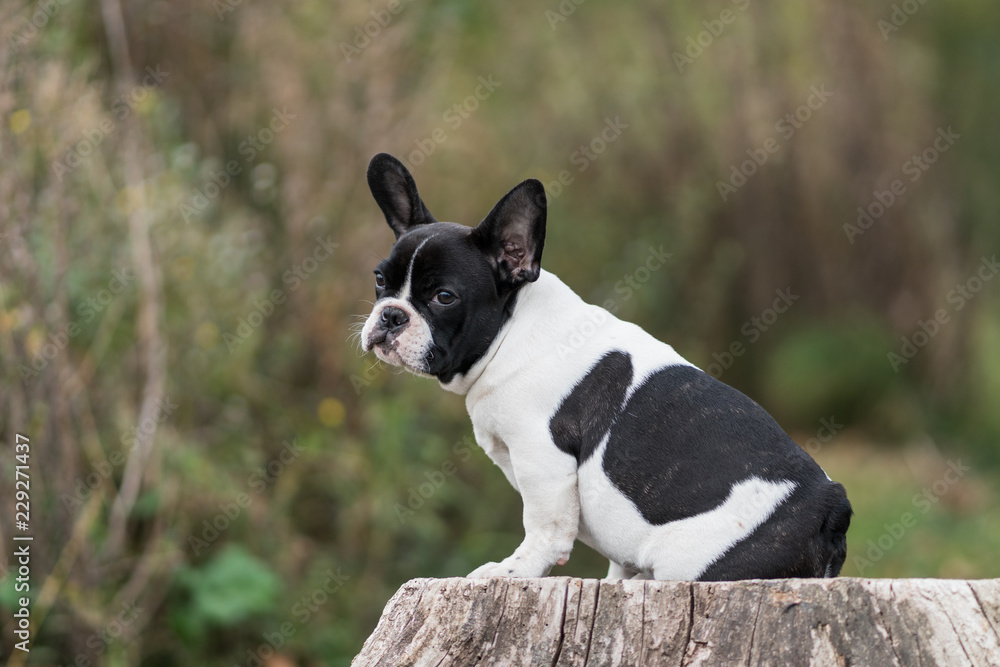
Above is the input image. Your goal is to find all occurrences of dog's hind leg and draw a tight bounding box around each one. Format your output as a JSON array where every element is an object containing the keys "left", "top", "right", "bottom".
[
  {"left": 820, "top": 485, "right": 853, "bottom": 577},
  {"left": 606, "top": 561, "right": 638, "bottom": 580}
]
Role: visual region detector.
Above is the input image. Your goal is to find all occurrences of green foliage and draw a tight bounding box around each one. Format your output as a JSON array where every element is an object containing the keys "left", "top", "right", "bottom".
[
  {"left": 763, "top": 318, "right": 902, "bottom": 427},
  {"left": 171, "top": 546, "right": 280, "bottom": 642}
]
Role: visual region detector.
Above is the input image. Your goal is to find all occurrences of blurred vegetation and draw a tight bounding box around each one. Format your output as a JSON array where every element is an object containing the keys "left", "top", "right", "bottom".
[{"left": 0, "top": 0, "right": 999, "bottom": 663}]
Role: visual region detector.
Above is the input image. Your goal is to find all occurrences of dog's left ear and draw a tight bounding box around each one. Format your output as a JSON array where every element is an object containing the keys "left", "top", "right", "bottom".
[{"left": 472, "top": 179, "right": 547, "bottom": 286}]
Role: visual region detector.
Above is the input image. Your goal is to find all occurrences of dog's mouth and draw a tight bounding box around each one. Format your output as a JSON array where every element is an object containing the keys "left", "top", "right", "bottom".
[
  {"left": 373, "top": 343, "right": 402, "bottom": 366},
  {"left": 368, "top": 334, "right": 436, "bottom": 376},
  {"left": 366, "top": 328, "right": 390, "bottom": 349},
  {"left": 367, "top": 331, "right": 400, "bottom": 363},
  {"left": 361, "top": 303, "right": 436, "bottom": 375}
]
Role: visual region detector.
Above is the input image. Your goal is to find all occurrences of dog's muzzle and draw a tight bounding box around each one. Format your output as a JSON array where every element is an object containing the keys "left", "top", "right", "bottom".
[{"left": 361, "top": 299, "right": 434, "bottom": 374}]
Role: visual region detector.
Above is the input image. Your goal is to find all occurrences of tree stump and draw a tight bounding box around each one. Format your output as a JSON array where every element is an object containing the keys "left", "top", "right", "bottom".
[{"left": 352, "top": 577, "right": 1000, "bottom": 666}]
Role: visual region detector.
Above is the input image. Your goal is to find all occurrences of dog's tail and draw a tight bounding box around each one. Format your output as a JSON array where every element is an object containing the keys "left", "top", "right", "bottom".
[{"left": 819, "top": 483, "right": 853, "bottom": 577}]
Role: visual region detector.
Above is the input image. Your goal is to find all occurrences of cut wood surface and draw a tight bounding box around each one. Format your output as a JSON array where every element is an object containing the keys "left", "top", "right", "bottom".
[{"left": 352, "top": 577, "right": 1000, "bottom": 666}]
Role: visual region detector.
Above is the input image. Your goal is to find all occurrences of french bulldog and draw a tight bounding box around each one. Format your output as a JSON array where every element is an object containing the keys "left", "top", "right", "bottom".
[{"left": 360, "top": 153, "right": 852, "bottom": 580}]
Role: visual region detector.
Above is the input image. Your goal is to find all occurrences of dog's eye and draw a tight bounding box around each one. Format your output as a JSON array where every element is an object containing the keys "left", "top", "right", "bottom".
[
  {"left": 433, "top": 290, "right": 457, "bottom": 305},
  {"left": 374, "top": 272, "right": 386, "bottom": 289}
]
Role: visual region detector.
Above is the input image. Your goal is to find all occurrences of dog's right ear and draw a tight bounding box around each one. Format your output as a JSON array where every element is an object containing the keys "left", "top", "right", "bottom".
[{"left": 367, "top": 153, "right": 437, "bottom": 239}]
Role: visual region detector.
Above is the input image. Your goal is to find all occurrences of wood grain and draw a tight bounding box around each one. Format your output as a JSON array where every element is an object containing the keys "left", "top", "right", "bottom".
[{"left": 353, "top": 577, "right": 1000, "bottom": 666}]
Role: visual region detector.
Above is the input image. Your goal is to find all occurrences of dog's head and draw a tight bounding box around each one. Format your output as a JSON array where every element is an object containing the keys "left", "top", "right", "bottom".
[{"left": 360, "top": 153, "right": 546, "bottom": 385}]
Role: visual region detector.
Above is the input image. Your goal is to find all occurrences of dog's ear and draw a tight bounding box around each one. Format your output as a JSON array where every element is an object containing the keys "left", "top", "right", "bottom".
[
  {"left": 472, "top": 179, "right": 546, "bottom": 286},
  {"left": 367, "top": 153, "right": 437, "bottom": 239}
]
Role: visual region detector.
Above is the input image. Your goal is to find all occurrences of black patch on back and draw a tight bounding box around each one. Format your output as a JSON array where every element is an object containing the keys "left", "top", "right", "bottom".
[
  {"left": 549, "top": 351, "right": 633, "bottom": 462},
  {"left": 549, "top": 358, "right": 852, "bottom": 578},
  {"left": 602, "top": 365, "right": 827, "bottom": 526}
]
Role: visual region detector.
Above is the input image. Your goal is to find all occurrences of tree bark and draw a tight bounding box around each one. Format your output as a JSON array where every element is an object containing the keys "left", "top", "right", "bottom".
[{"left": 353, "top": 577, "right": 1000, "bottom": 666}]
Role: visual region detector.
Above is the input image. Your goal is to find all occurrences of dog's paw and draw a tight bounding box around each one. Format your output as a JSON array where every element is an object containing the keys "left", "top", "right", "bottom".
[
  {"left": 468, "top": 554, "right": 552, "bottom": 578},
  {"left": 467, "top": 561, "right": 517, "bottom": 579}
]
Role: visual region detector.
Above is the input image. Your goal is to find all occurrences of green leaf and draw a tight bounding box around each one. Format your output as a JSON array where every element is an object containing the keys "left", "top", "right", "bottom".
[{"left": 178, "top": 545, "right": 279, "bottom": 627}]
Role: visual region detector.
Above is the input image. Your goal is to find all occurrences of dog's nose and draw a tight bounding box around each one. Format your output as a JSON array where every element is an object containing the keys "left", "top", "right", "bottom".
[{"left": 379, "top": 306, "right": 409, "bottom": 333}]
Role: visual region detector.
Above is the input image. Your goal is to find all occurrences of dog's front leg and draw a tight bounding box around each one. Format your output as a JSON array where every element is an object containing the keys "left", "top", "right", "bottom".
[{"left": 468, "top": 446, "right": 579, "bottom": 579}]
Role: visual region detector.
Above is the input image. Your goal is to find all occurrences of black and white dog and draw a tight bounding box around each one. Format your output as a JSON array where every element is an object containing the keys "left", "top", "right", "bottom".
[{"left": 360, "top": 153, "right": 851, "bottom": 581}]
